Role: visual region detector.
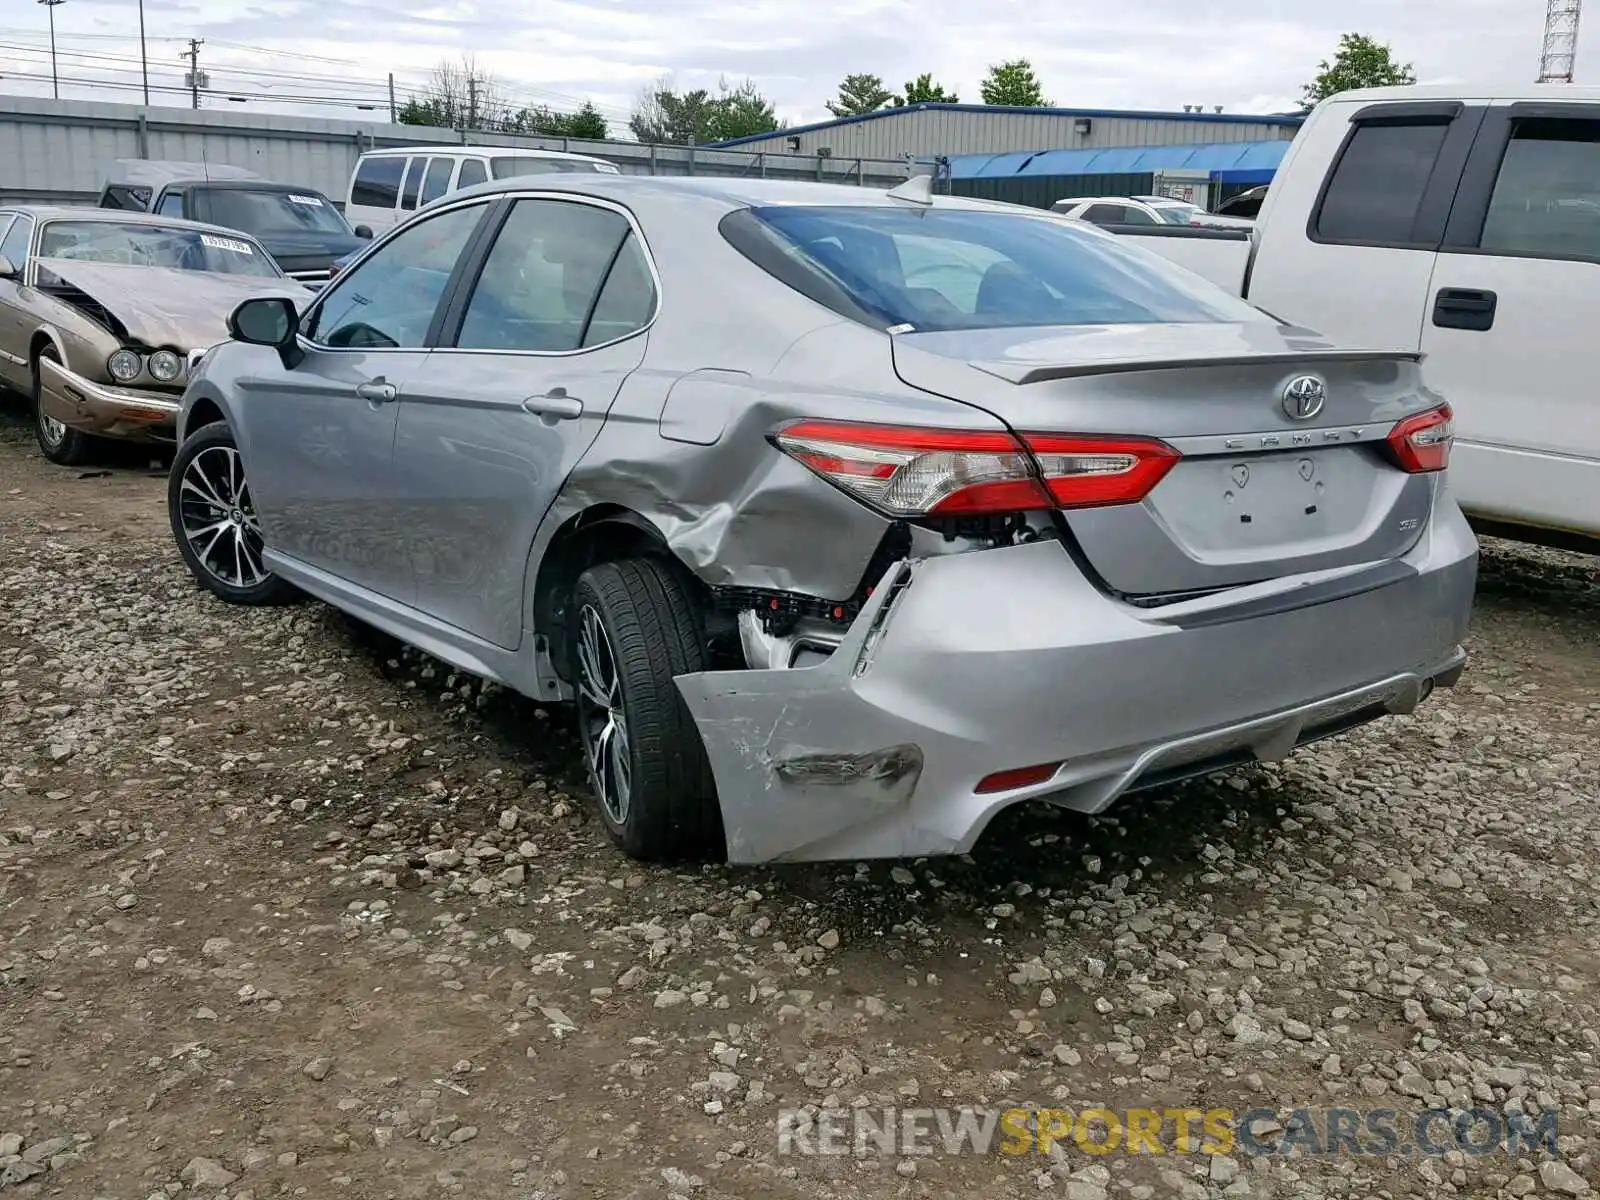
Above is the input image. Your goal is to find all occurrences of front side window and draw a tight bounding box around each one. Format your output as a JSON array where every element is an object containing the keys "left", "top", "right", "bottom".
[
  {"left": 305, "top": 202, "right": 486, "bottom": 349},
  {"left": 204, "top": 188, "right": 351, "bottom": 236},
  {"left": 454, "top": 199, "right": 635, "bottom": 352},
  {"left": 0, "top": 216, "right": 32, "bottom": 269},
  {"left": 1480, "top": 117, "right": 1600, "bottom": 260},
  {"left": 35, "top": 220, "right": 281, "bottom": 277},
  {"left": 352, "top": 156, "right": 405, "bottom": 208},
  {"left": 722, "top": 205, "right": 1265, "bottom": 332},
  {"left": 1315, "top": 118, "right": 1451, "bottom": 245}
]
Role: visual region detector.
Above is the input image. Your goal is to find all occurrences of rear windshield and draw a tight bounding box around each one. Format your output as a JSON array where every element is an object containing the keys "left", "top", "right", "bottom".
[
  {"left": 720, "top": 205, "right": 1263, "bottom": 332},
  {"left": 36, "top": 220, "right": 283, "bottom": 278},
  {"left": 204, "top": 188, "right": 352, "bottom": 236},
  {"left": 490, "top": 156, "right": 619, "bottom": 179}
]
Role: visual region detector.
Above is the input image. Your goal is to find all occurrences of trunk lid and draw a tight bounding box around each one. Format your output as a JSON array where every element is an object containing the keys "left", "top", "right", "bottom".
[{"left": 891, "top": 320, "right": 1442, "bottom": 597}]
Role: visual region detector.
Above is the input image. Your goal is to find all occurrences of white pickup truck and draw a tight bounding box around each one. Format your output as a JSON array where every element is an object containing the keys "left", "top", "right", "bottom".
[{"left": 1100, "top": 84, "right": 1600, "bottom": 551}]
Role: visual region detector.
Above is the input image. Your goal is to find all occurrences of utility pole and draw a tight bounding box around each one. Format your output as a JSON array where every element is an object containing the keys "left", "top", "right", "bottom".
[
  {"left": 387, "top": 72, "right": 397, "bottom": 123},
  {"left": 467, "top": 74, "right": 480, "bottom": 130},
  {"left": 37, "top": 0, "right": 65, "bottom": 101},
  {"left": 138, "top": 0, "right": 149, "bottom": 104},
  {"left": 182, "top": 37, "right": 205, "bottom": 109}
]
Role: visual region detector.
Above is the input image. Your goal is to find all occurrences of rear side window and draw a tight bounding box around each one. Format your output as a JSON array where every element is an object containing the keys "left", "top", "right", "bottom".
[
  {"left": 157, "top": 191, "right": 186, "bottom": 217},
  {"left": 457, "top": 158, "right": 487, "bottom": 189},
  {"left": 352, "top": 156, "right": 404, "bottom": 208},
  {"left": 1480, "top": 117, "right": 1600, "bottom": 260},
  {"left": 1314, "top": 119, "right": 1451, "bottom": 245},
  {"left": 721, "top": 205, "right": 1266, "bottom": 333},
  {"left": 1081, "top": 204, "right": 1128, "bottom": 225},
  {"left": 420, "top": 157, "right": 454, "bottom": 205},
  {"left": 400, "top": 158, "right": 425, "bottom": 212}
]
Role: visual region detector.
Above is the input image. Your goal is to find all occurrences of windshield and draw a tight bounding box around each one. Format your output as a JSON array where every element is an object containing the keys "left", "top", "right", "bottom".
[
  {"left": 490, "top": 156, "right": 618, "bottom": 179},
  {"left": 36, "top": 220, "right": 283, "bottom": 278},
  {"left": 722, "top": 205, "right": 1264, "bottom": 332},
  {"left": 204, "top": 188, "right": 352, "bottom": 236}
]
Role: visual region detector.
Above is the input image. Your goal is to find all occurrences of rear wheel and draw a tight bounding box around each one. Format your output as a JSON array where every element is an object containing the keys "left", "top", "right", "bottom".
[
  {"left": 168, "top": 421, "right": 297, "bottom": 606},
  {"left": 32, "top": 346, "right": 95, "bottom": 467},
  {"left": 570, "top": 558, "right": 723, "bottom": 862}
]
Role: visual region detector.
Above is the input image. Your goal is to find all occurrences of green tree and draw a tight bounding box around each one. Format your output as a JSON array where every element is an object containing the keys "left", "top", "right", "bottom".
[
  {"left": 892, "top": 73, "right": 959, "bottom": 106},
  {"left": 502, "top": 100, "right": 608, "bottom": 139},
  {"left": 980, "top": 59, "right": 1050, "bottom": 107},
  {"left": 1302, "top": 33, "right": 1417, "bottom": 109},
  {"left": 629, "top": 75, "right": 784, "bottom": 144},
  {"left": 827, "top": 73, "right": 894, "bottom": 117}
]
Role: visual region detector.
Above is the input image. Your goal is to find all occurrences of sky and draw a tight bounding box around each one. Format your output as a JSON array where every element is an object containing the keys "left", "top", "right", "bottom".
[{"left": 2, "top": 0, "right": 1592, "bottom": 138}]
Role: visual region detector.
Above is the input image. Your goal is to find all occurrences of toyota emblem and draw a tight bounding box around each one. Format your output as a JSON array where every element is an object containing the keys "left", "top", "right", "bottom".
[{"left": 1282, "top": 376, "right": 1327, "bottom": 421}]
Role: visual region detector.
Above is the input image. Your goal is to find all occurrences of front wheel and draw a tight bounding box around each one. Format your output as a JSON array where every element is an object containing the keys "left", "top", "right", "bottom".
[
  {"left": 32, "top": 347, "right": 95, "bottom": 467},
  {"left": 570, "top": 558, "right": 723, "bottom": 862},
  {"left": 168, "top": 421, "right": 298, "bottom": 606}
]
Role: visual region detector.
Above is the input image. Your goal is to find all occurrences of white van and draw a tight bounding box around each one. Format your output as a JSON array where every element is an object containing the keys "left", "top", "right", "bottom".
[{"left": 344, "top": 146, "right": 621, "bottom": 235}]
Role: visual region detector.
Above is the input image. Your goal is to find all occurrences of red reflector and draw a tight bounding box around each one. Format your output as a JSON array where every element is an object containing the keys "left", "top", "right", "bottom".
[
  {"left": 1384, "top": 403, "right": 1454, "bottom": 473},
  {"left": 976, "top": 761, "right": 1063, "bottom": 794},
  {"left": 773, "top": 420, "right": 1179, "bottom": 518}
]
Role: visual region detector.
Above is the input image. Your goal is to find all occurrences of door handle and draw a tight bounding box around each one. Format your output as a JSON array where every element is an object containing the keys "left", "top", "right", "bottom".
[
  {"left": 1432, "top": 288, "right": 1497, "bottom": 332},
  {"left": 521, "top": 388, "right": 583, "bottom": 421},
  {"left": 355, "top": 381, "right": 398, "bottom": 403}
]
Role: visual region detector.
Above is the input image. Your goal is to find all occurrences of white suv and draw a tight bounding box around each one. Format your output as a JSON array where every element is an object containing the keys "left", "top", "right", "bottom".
[{"left": 344, "top": 146, "right": 619, "bottom": 235}]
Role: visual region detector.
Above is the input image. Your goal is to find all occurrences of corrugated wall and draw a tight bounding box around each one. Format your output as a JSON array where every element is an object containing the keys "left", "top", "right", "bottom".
[
  {"left": 0, "top": 95, "right": 912, "bottom": 206},
  {"left": 726, "top": 109, "right": 1298, "bottom": 160}
]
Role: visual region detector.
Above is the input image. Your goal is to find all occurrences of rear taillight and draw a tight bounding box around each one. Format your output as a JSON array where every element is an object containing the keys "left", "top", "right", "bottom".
[
  {"left": 773, "top": 420, "right": 1179, "bottom": 517},
  {"left": 1384, "top": 404, "right": 1454, "bottom": 473}
]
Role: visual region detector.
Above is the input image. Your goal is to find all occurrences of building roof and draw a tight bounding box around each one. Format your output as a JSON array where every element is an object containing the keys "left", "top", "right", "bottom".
[
  {"left": 710, "top": 102, "right": 1305, "bottom": 148},
  {"left": 947, "top": 139, "right": 1292, "bottom": 182}
]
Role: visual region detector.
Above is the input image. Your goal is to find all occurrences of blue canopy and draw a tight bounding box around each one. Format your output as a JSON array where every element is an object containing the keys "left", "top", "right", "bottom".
[{"left": 945, "top": 139, "right": 1290, "bottom": 185}]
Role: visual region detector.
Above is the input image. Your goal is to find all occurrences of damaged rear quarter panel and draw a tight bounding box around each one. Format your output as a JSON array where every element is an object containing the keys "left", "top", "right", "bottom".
[{"left": 520, "top": 191, "right": 1017, "bottom": 612}]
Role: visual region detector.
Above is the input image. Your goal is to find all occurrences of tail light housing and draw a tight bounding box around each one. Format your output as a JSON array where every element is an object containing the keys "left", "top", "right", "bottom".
[
  {"left": 1384, "top": 403, "right": 1454, "bottom": 473},
  {"left": 773, "top": 420, "right": 1179, "bottom": 517}
]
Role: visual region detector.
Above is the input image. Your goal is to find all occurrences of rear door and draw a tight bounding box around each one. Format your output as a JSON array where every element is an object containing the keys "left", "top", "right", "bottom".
[
  {"left": 393, "top": 194, "right": 656, "bottom": 649},
  {"left": 1420, "top": 103, "right": 1600, "bottom": 538},
  {"left": 1246, "top": 99, "right": 1484, "bottom": 350}
]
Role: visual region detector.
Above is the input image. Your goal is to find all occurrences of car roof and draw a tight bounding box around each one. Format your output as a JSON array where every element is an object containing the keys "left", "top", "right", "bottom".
[
  {"left": 430, "top": 172, "right": 1046, "bottom": 215},
  {"left": 361, "top": 144, "right": 613, "bottom": 164},
  {"left": 0, "top": 203, "right": 274, "bottom": 240},
  {"left": 102, "top": 159, "right": 266, "bottom": 189}
]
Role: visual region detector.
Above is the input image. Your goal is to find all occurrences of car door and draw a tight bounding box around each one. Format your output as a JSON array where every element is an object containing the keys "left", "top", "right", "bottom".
[
  {"left": 391, "top": 193, "right": 656, "bottom": 649},
  {"left": 0, "top": 214, "right": 36, "bottom": 392},
  {"left": 240, "top": 198, "right": 494, "bottom": 604},
  {"left": 1420, "top": 103, "right": 1600, "bottom": 537}
]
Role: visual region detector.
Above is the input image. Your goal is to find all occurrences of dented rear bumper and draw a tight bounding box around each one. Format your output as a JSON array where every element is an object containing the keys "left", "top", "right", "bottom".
[{"left": 674, "top": 502, "right": 1478, "bottom": 864}]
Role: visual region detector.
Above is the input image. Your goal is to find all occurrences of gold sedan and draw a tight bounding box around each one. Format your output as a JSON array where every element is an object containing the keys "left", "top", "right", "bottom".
[{"left": 0, "top": 205, "right": 311, "bottom": 466}]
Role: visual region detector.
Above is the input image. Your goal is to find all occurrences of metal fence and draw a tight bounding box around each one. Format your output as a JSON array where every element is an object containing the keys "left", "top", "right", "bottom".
[{"left": 0, "top": 95, "right": 914, "bottom": 207}]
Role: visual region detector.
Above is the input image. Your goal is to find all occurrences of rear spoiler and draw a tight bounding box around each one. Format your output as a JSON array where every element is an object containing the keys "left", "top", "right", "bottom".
[{"left": 973, "top": 348, "right": 1425, "bottom": 385}]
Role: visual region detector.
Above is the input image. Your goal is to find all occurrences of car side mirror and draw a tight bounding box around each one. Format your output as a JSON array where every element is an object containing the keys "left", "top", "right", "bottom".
[
  {"left": 0, "top": 256, "right": 16, "bottom": 280},
  {"left": 228, "top": 296, "right": 304, "bottom": 369},
  {"left": 354, "top": 225, "right": 374, "bottom": 239}
]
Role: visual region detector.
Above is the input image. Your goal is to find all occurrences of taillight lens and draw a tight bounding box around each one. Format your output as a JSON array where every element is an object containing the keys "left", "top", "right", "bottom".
[
  {"left": 1385, "top": 404, "right": 1454, "bottom": 473},
  {"left": 773, "top": 420, "right": 1179, "bottom": 517}
]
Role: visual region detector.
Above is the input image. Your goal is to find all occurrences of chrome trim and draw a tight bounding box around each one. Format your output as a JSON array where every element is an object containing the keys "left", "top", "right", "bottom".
[
  {"left": 40, "top": 356, "right": 182, "bottom": 415},
  {"left": 1165, "top": 424, "right": 1386, "bottom": 455},
  {"left": 298, "top": 189, "right": 662, "bottom": 360},
  {"left": 0, "top": 347, "right": 24, "bottom": 367}
]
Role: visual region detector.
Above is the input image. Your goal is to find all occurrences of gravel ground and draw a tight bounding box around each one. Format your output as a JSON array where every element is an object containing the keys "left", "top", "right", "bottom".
[{"left": 1, "top": 403, "right": 1597, "bottom": 1200}]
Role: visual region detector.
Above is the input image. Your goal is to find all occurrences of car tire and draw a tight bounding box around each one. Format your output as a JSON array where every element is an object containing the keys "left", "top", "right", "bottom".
[
  {"left": 32, "top": 346, "right": 95, "bottom": 467},
  {"left": 167, "top": 421, "right": 298, "bottom": 607},
  {"left": 570, "top": 557, "right": 724, "bottom": 862}
]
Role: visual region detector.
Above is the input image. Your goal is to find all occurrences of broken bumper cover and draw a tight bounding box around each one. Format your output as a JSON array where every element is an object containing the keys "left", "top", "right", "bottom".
[
  {"left": 675, "top": 505, "right": 1477, "bottom": 864},
  {"left": 38, "top": 357, "right": 180, "bottom": 442}
]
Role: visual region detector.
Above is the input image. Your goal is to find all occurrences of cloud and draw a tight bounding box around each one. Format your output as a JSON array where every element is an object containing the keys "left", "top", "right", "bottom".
[{"left": 3, "top": 0, "right": 1588, "bottom": 132}]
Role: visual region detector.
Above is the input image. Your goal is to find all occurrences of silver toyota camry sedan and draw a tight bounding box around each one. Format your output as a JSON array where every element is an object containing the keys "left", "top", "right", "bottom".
[{"left": 167, "top": 173, "right": 1478, "bottom": 864}]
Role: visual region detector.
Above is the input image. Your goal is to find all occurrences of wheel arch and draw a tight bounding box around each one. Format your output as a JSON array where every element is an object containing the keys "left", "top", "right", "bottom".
[
  {"left": 180, "top": 392, "right": 228, "bottom": 443},
  {"left": 28, "top": 327, "right": 65, "bottom": 372},
  {"left": 530, "top": 504, "right": 707, "bottom": 680}
]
